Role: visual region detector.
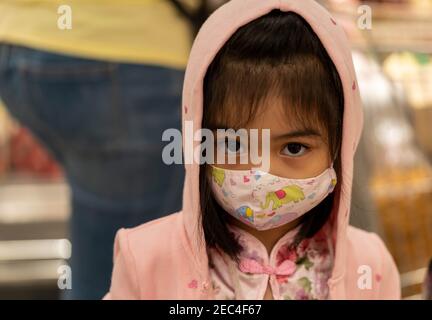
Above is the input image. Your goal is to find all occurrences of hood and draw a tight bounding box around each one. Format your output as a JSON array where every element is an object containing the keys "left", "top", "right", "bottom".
[{"left": 179, "top": 0, "right": 363, "bottom": 298}]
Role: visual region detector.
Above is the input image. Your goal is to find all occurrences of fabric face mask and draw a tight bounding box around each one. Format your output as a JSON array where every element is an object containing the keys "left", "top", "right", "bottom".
[{"left": 209, "top": 164, "right": 337, "bottom": 230}]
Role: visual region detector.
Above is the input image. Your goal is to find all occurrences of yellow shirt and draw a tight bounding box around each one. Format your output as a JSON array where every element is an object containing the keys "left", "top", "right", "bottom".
[{"left": 0, "top": 0, "right": 196, "bottom": 69}]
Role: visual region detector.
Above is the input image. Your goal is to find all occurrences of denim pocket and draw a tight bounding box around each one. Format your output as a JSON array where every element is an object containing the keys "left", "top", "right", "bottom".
[{"left": 12, "top": 47, "right": 124, "bottom": 150}]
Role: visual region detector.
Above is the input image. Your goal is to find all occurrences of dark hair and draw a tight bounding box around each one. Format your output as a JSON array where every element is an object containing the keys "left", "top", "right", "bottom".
[{"left": 199, "top": 10, "right": 344, "bottom": 262}]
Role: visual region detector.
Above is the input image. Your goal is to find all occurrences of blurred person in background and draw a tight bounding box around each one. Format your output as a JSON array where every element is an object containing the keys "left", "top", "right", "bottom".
[{"left": 0, "top": 0, "right": 218, "bottom": 299}]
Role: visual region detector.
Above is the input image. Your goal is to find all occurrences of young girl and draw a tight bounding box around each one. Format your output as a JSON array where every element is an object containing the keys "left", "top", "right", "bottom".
[{"left": 104, "top": 0, "right": 400, "bottom": 300}]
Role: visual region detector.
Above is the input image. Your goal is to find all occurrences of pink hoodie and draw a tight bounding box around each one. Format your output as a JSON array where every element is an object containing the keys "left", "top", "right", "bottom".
[{"left": 104, "top": 0, "right": 401, "bottom": 300}]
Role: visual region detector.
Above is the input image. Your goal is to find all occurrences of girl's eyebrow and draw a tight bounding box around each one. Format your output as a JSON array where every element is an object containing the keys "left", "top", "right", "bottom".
[
  {"left": 210, "top": 127, "right": 322, "bottom": 140},
  {"left": 273, "top": 128, "right": 322, "bottom": 140}
]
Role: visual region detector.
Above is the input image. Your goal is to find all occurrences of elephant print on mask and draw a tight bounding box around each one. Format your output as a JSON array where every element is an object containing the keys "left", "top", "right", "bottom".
[{"left": 260, "top": 185, "right": 305, "bottom": 210}]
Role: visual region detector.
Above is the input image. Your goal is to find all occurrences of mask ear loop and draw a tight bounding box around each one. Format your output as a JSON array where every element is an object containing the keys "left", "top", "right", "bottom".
[{"left": 329, "top": 161, "right": 338, "bottom": 188}]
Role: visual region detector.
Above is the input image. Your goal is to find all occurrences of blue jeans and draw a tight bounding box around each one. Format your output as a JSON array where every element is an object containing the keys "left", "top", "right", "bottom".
[{"left": 0, "top": 44, "right": 185, "bottom": 299}]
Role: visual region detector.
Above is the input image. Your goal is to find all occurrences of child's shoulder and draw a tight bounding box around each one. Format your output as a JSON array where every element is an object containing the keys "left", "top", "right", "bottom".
[
  {"left": 346, "top": 225, "right": 391, "bottom": 259},
  {"left": 107, "top": 212, "right": 183, "bottom": 299},
  {"left": 117, "top": 211, "right": 181, "bottom": 247},
  {"left": 345, "top": 225, "right": 400, "bottom": 299},
  {"left": 112, "top": 212, "right": 182, "bottom": 265}
]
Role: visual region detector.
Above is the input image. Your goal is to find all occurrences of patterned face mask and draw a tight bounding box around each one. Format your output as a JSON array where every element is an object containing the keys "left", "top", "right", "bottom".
[{"left": 209, "top": 164, "right": 337, "bottom": 230}]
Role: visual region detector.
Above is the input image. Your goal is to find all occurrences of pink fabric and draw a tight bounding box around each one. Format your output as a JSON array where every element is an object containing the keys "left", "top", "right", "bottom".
[
  {"left": 104, "top": 0, "right": 401, "bottom": 300},
  {"left": 208, "top": 223, "right": 334, "bottom": 300},
  {"left": 239, "top": 258, "right": 297, "bottom": 276}
]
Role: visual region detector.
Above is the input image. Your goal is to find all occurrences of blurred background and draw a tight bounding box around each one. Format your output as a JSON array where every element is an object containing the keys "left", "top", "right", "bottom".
[{"left": 0, "top": 0, "right": 431, "bottom": 300}]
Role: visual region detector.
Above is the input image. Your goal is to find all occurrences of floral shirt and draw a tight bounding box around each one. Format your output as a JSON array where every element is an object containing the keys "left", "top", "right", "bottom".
[{"left": 207, "top": 223, "right": 334, "bottom": 300}]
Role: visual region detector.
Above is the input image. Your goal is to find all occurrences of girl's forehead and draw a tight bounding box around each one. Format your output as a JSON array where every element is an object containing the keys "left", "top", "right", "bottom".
[
  {"left": 246, "top": 100, "right": 296, "bottom": 130},
  {"left": 210, "top": 97, "right": 326, "bottom": 137}
]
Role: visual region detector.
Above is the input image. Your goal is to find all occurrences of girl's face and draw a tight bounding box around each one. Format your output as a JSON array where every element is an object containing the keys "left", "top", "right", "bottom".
[{"left": 213, "top": 97, "right": 332, "bottom": 179}]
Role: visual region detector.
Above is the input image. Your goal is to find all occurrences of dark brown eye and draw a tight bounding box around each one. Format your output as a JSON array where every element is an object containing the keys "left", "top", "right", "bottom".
[
  {"left": 216, "top": 137, "right": 246, "bottom": 155},
  {"left": 226, "top": 138, "right": 242, "bottom": 153},
  {"left": 282, "top": 143, "right": 308, "bottom": 157}
]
